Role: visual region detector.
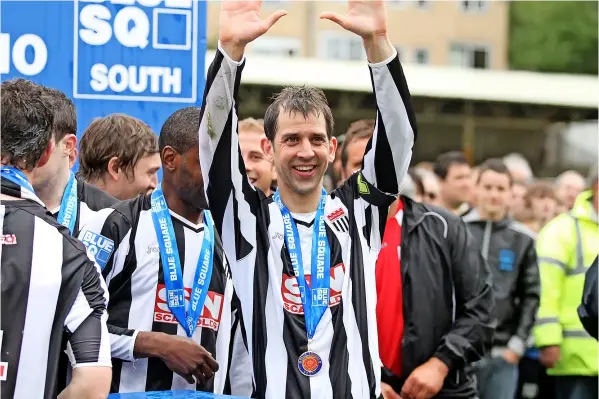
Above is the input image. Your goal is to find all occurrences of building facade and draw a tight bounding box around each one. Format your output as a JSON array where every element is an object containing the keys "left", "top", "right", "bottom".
[{"left": 207, "top": 0, "right": 509, "bottom": 70}]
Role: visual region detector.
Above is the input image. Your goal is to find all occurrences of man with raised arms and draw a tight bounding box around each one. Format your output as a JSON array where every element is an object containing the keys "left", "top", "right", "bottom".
[{"left": 199, "top": 1, "right": 416, "bottom": 398}]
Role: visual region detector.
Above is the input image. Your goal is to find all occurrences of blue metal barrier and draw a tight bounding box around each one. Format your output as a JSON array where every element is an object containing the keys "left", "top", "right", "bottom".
[{"left": 108, "top": 391, "right": 249, "bottom": 399}]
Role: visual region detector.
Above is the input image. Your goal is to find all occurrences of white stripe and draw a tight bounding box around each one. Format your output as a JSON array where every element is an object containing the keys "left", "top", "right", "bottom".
[
  {"left": 13, "top": 218, "right": 63, "bottom": 398},
  {"left": 118, "top": 212, "right": 159, "bottom": 393}
]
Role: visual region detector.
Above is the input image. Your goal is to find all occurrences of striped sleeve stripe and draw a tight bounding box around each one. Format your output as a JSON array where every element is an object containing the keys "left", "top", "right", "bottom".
[{"left": 538, "top": 257, "right": 568, "bottom": 270}]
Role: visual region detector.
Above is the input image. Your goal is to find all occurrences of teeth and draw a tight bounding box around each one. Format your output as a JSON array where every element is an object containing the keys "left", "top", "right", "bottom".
[{"left": 295, "top": 166, "right": 314, "bottom": 172}]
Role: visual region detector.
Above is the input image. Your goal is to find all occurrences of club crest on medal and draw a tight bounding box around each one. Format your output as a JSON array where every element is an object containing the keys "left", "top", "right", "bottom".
[{"left": 298, "top": 351, "right": 322, "bottom": 376}]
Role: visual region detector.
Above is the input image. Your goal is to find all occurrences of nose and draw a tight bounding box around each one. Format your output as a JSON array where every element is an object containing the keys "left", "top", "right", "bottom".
[
  {"left": 149, "top": 174, "right": 158, "bottom": 189},
  {"left": 296, "top": 139, "right": 315, "bottom": 159}
]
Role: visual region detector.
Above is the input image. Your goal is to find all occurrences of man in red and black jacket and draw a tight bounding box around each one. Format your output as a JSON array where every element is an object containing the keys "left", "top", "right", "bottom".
[{"left": 339, "top": 129, "right": 495, "bottom": 399}]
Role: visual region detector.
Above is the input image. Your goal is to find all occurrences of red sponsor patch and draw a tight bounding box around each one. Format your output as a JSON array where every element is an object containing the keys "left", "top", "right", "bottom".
[
  {"left": 327, "top": 208, "right": 345, "bottom": 222},
  {"left": 282, "top": 263, "right": 345, "bottom": 315},
  {"left": 0, "top": 362, "right": 7, "bottom": 381},
  {"left": 0, "top": 234, "right": 17, "bottom": 245},
  {"left": 154, "top": 284, "right": 224, "bottom": 332}
]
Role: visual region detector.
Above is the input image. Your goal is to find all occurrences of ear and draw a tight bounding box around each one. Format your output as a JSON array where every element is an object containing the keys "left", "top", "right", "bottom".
[
  {"left": 69, "top": 148, "right": 78, "bottom": 169},
  {"left": 107, "top": 156, "right": 121, "bottom": 181},
  {"left": 327, "top": 137, "right": 338, "bottom": 164},
  {"left": 36, "top": 139, "right": 56, "bottom": 169},
  {"left": 63, "top": 134, "right": 78, "bottom": 166},
  {"left": 161, "top": 146, "right": 179, "bottom": 172},
  {"left": 260, "top": 137, "right": 274, "bottom": 162}
]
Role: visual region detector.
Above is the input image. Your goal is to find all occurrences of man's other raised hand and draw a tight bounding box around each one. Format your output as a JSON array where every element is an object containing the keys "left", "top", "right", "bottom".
[{"left": 219, "top": 0, "right": 287, "bottom": 61}]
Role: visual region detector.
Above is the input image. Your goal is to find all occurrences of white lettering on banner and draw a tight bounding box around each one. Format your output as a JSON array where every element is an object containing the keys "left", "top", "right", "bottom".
[
  {"left": 90, "top": 64, "right": 182, "bottom": 94},
  {"left": 0, "top": 33, "right": 48, "bottom": 76},
  {"left": 75, "top": 0, "right": 196, "bottom": 99}
]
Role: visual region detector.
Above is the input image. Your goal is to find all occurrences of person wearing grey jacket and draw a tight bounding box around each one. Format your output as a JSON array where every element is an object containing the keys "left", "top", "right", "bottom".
[{"left": 463, "top": 159, "right": 540, "bottom": 399}]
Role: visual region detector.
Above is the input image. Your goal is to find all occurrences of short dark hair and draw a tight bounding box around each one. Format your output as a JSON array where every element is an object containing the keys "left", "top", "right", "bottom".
[
  {"left": 41, "top": 87, "right": 76, "bottom": 141},
  {"left": 1, "top": 78, "right": 54, "bottom": 170},
  {"left": 78, "top": 114, "right": 158, "bottom": 182},
  {"left": 264, "top": 85, "right": 334, "bottom": 142},
  {"left": 476, "top": 158, "right": 513, "bottom": 186},
  {"left": 433, "top": 151, "right": 469, "bottom": 180},
  {"left": 341, "top": 119, "right": 375, "bottom": 169},
  {"left": 159, "top": 106, "right": 201, "bottom": 155},
  {"left": 408, "top": 168, "right": 424, "bottom": 197}
]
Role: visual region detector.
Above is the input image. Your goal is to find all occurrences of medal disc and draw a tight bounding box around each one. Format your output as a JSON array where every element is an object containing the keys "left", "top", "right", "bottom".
[{"left": 298, "top": 351, "right": 323, "bottom": 377}]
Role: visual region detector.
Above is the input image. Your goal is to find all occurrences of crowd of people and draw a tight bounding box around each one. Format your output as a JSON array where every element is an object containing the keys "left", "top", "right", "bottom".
[{"left": 1, "top": 1, "right": 597, "bottom": 399}]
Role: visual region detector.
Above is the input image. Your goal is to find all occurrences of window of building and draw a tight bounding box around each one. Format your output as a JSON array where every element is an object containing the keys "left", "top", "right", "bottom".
[
  {"left": 449, "top": 43, "right": 490, "bottom": 69},
  {"left": 416, "top": 0, "right": 429, "bottom": 10},
  {"left": 414, "top": 48, "right": 429, "bottom": 64},
  {"left": 461, "top": 0, "right": 488, "bottom": 13},
  {"left": 250, "top": 37, "right": 301, "bottom": 58},
  {"left": 319, "top": 32, "right": 366, "bottom": 61}
]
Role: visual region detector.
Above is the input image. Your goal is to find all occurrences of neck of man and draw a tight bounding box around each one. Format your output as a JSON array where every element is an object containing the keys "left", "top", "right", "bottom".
[
  {"left": 477, "top": 207, "right": 507, "bottom": 222},
  {"left": 161, "top": 178, "right": 203, "bottom": 225},
  {"left": 90, "top": 174, "right": 124, "bottom": 200},
  {"left": 34, "top": 166, "right": 71, "bottom": 211},
  {"left": 277, "top": 182, "right": 322, "bottom": 214}
]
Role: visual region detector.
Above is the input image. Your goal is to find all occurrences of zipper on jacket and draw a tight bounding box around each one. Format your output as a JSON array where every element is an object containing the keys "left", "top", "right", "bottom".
[{"left": 481, "top": 221, "right": 492, "bottom": 261}]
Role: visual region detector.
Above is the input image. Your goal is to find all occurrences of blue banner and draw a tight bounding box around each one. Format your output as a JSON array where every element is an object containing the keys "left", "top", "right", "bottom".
[{"left": 0, "top": 0, "right": 207, "bottom": 172}]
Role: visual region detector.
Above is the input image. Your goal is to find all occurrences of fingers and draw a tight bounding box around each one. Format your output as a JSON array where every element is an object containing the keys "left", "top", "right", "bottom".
[
  {"left": 319, "top": 11, "right": 347, "bottom": 29},
  {"left": 183, "top": 373, "right": 196, "bottom": 385},
  {"left": 198, "top": 361, "right": 215, "bottom": 381},
  {"left": 262, "top": 10, "right": 287, "bottom": 31},
  {"left": 193, "top": 367, "right": 206, "bottom": 386},
  {"left": 203, "top": 353, "right": 219, "bottom": 372}
]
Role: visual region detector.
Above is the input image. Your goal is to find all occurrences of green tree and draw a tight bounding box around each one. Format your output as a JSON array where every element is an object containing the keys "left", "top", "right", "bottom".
[{"left": 509, "top": 1, "right": 598, "bottom": 75}]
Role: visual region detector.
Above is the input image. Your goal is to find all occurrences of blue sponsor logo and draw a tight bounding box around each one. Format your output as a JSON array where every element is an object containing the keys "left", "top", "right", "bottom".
[
  {"left": 81, "top": 230, "right": 115, "bottom": 270},
  {"left": 499, "top": 249, "right": 515, "bottom": 272}
]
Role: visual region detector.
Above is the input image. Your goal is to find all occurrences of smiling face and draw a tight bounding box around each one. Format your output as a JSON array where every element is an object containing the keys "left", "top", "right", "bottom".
[{"left": 272, "top": 110, "right": 336, "bottom": 197}]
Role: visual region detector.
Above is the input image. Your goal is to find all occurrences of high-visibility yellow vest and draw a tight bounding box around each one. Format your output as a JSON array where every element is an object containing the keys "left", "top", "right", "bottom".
[{"left": 534, "top": 190, "right": 598, "bottom": 376}]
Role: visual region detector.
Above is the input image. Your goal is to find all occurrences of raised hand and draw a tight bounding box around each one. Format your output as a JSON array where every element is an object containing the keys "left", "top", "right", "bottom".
[
  {"left": 320, "top": 1, "right": 387, "bottom": 41},
  {"left": 219, "top": 0, "right": 287, "bottom": 61}
]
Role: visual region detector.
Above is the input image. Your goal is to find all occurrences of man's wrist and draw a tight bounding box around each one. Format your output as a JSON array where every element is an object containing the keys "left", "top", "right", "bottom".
[
  {"left": 429, "top": 357, "right": 450, "bottom": 378},
  {"left": 219, "top": 40, "right": 246, "bottom": 62},
  {"left": 133, "top": 331, "right": 167, "bottom": 360},
  {"left": 363, "top": 34, "right": 395, "bottom": 64}
]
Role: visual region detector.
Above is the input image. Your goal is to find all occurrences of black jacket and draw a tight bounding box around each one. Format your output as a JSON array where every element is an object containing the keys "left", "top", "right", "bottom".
[
  {"left": 382, "top": 197, "right": 495, "bottom": 398},
  {"left": 578, "top": 256, "right": 598, "bottom": 340},
  {"left": 463, "top": 210, "right": 540, "bottom": 356}
]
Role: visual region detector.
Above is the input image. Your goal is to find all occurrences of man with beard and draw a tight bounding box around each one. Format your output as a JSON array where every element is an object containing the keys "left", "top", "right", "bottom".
[{"left": 78, "top": 107, "right": 237, "bottom": 394}]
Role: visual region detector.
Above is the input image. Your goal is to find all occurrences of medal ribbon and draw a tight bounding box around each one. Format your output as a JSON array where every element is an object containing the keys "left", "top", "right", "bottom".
[
  {"left": 274, "top": 188, "right": 331, "bottom": 339},
  {"left": 1, "top": 166, "right": 35, "bottom": 193},
  {"left": 150, "top": 187, "right": 216, "bottom": 338},
  {"left": 57, "top": 172, "right": 78, "bottom": 234}
]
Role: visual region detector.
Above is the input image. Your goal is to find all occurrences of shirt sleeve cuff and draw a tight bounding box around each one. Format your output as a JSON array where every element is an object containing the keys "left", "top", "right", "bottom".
[
  {"left": 507, "top": 336, "right": 526, "bottom": 357},
  {"left": 368, "top": 48, "right": 398, "bottom": 68},
  {"left": 218, "top": 41, "right": 246, "bottom": 66},
  {"left": 129, "top": 329, "right": 140, "bottom": 361}
]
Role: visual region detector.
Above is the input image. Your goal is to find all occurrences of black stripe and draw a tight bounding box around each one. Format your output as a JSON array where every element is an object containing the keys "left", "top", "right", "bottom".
[
  {"left": 294, "top": 218, "right": 315, "bottom": 228},
  {"left": 252, "top": 214, "right": 271, "bottom": 398},
  {"left": 363, "top": 205, "right": 373, "bottom": 248},
  {"left": 199, "top": 49, "right": 225, "bottom": 125},
  {"left": 340, "top": 217, "right": 350, "bottom": 231},
  {"left": 374, "top": 108, "right": 398, "bottom": 195},
  {"left": 1, "top": 211, "right": 35, "bottom": 399}
]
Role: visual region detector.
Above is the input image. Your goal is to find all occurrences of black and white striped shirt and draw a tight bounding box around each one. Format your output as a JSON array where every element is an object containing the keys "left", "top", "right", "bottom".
[
  {"left": 0, "top": 177, "right": 111, "bottom": 399},
  {"left": 78, "top": 194, "right": 237, "bottom": 394},
  {"left": 199, "top": 47, "right": 416, "bottom": 399},
  {"left": 50, "top": 176, "right": 118, "bottom": 237}
]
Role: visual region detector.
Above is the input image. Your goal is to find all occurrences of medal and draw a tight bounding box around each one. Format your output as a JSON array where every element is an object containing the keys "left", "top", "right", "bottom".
[
  {"left": 298, "top": 351, "right": 323, "bottom": 377},
  {"left": 57, "top": 172, "right": 78, "bottom": 234}
]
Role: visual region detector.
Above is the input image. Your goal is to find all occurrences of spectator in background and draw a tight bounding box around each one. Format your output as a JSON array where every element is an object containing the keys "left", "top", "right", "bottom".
[
  {"left": 78, "top": 114, "right": 161, "bottom": 200},
  {"left": 331, "top": 133, "right": 346, "bottom": 187},
  {"left": 534, "top": 172, "right": 598, "bottom": 399},
  {"left": 339, "top": 119, "right": 376, "bottom": 182},
  {"left": 525, "top": 181, "right": 558, "bottom": 232},
  {"left": 238, "top": 117, "right": 276, "bottom": 196},
  {"left": 503, "top": 153, "right": 534, "bottom": 184},
  {"left": 510, "top": 180, "right": 529, "bottom": 221},
  {"left": 414, "top": 168, "right": 442, "bottom": 207},
  {"left": 407, "top": 169, "right": 424, "bottom": 202},
  {"left": 433, "top": 151, "right": 473, "bottom": 215},
  {"left": 464, "top": 159, "right": 540, "bottom": 399},
  {"left": 554, "top": 170, "right": 586, "bottom": 211}
]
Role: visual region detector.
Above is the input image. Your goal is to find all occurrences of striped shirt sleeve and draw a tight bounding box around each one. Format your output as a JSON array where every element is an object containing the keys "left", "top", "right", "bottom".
[
  {"left": 78, "top": 207, "right": 138, "bottom": 361},
  {"left": 64, "top": 258, "right": 112, "bottom": 368}
]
